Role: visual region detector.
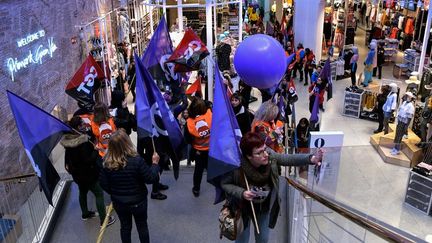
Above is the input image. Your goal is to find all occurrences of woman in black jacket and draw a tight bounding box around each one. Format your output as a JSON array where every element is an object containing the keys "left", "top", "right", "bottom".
[
  {"left": 231, "top": 92, "right": 253, "bottom": 135},
  {"left": 100, "top": 129, "right": 160, "bottom": 243},
  {"left": 60, "top": 116, "right": 113, "bottom": 226}
]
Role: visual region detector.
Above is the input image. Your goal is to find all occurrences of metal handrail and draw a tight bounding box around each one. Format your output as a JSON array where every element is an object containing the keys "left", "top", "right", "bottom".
[{"left": 286, "top": 177, "right": 420, "bottom": 243}]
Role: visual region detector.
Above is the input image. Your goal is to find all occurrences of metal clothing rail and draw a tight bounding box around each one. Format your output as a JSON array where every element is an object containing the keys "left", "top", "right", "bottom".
[
  {"left": 286, "top": 177, "right": 421, "bottom": 243},
  {"left": 141, "top": 1, "right": 240, "bottom": 8}
]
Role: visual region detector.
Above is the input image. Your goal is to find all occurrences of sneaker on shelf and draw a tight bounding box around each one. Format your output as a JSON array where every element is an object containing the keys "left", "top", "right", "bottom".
[
  {"left": 82, "top": 211, "right": 98, "bottom": 221},
  {"left": 101, "top": 216, "right": 116, "bottom": 228},
  {"left": 151, "top": 192, "right": 167, "bottom": 200}
]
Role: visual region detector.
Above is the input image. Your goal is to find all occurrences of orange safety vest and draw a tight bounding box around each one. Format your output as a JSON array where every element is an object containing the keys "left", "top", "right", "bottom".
[
  {"left": 91, "top": 118, "right": 117, "bottom": 157},
  {"left": 187, "top": 109, "right": 212, "bottom": 151},
  {"left": 252, "top": 120, "right": 284, "bottom": 153}
]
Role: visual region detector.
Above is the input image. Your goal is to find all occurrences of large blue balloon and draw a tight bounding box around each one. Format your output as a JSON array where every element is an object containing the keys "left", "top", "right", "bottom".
[{"left": 234, "top": 34, "right": 286, "bottom": 89}]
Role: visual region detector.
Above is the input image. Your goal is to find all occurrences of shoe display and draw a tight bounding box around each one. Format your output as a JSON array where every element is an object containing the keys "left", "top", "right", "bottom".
[
  {"left": 158, "top": 183, "right": 169, "bottom": 191},
  {"left": 192, "top": 188, "right": 200, "bottom": 197},
  {"left": 82, "top": 211, "right": 98, "bottom": 221},
  {"left": 151, "top": 192, "right": 168, "bottom": 200}
]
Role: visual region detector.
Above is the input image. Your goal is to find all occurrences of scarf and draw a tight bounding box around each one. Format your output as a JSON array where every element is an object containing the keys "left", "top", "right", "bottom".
[{"left": 241, "top": 159, "right": 271, "bottom": 187}]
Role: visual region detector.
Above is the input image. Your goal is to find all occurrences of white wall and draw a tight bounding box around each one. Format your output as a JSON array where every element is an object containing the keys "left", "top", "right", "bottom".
[{"left": 294, "top": 0, "right": 325, "bottom": 61}]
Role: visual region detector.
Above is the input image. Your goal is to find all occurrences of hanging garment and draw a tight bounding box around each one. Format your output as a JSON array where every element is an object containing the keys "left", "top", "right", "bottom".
[
  {"left": 398, "top": 16, "right": 405, "bottom": 29},
  {"left": 389, "top": 27, "right": 399, "bottom": 39},
  {"left": 404, "top": 18, "right": 415, "bottom": 35}
]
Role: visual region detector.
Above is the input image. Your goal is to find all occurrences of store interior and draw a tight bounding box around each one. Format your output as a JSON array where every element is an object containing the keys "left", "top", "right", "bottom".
[{"left": 5, "top": 0, "right": 432, "bottom": 242}]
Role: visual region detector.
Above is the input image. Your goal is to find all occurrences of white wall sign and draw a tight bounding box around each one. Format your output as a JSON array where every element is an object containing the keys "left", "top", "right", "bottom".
[{"left": 6, "top": 30, "right": 57, "bottom": 82}]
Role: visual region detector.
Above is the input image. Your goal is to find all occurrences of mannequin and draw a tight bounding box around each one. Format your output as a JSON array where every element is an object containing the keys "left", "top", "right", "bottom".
[
  {"left": 391, "top": 92, "right": 415, "bottom": 155},
  {"left": 362, "top": 41, "right": 376, "bottom": 87},
  {"left": 383, "top": 83, "right": 398, "bottom": 135}
]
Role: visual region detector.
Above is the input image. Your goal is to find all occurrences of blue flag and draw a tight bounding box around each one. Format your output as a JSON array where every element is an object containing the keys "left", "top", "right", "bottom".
[
  {"left": 320, "top": 58, "right": 332, "bottom": 101},
  {"left": 208, "top": 64, "right": 243, "bottom": 204},
  {"left": 142, "top": 17, "right": 180, "bottom": 89},
  {"left": 7, "top": 91, "right": 71, "bottom": 205},
  {"left": 310, "top": 93, "right": 320, "bottom": 123},
  {"left": 135, "top": 53, "right": 185, "bottom": 179}
]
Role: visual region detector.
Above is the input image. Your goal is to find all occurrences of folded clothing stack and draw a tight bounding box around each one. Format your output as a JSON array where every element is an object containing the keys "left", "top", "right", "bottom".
[{"left": 412, "top": 162, "right": 432, "bottom": 177}]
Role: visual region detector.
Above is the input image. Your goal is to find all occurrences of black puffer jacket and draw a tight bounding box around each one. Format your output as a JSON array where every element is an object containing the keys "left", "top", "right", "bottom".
[
  {"left": 99, "top": 156, "right": 159, "bottom": 205},
  {"left": 60, "top": 134, "right": 100, "bottom": 187}
]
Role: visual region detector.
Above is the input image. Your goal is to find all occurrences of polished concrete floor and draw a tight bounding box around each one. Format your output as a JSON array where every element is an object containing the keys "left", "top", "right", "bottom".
[{"left": 48, "top": 28, "right": 432, "bottom": 243}]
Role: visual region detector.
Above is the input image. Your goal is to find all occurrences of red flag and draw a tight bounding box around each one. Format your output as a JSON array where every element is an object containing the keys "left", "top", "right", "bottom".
[
  {"left": 186, "top": 77, "right": 202, "bottom": 97},
  {"left": 166, "top": 29, "right": 209, "bottom": 72},
  {"left": 65, "top": 55, "right": 105, "bottom": 109}
]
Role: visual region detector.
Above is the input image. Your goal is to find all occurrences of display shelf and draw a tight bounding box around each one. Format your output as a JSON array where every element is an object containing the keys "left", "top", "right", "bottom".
[
  {"left": 404, "top": 49, "right": 430, "bottom": 72},
  {"left": 342, "top": 90, "right": 364, "bottom": 118},
  {"left": 405, "top": 171, "right": 432, "bottom": 215}
]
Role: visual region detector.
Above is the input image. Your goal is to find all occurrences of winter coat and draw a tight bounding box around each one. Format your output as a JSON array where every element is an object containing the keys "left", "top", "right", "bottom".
[
  {"left": 99, "top": 156, "right": 159, "bottom": 205},
  {"left": 60, "top": 134, "right": 100, "bottom": 187},
  {"left": 220, "top": 149, "right": 311, "bottom": 229},
  {"left": 233, "top": 105, "right": 254, "bottom": 135}
]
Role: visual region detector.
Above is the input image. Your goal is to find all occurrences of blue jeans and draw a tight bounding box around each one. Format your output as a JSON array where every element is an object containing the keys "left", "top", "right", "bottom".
[
  {"left": 363, "top": 70, "right": 372, "bottom": 86},
  {"left": 113, "top": 200, "right": 149, "bottom": 243},
  {"left": 236, "top": 209, "right": 270, "bottom": 243}
]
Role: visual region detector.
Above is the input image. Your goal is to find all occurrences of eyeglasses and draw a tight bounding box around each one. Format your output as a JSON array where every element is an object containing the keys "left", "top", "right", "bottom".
[{"left": 252, "top": 150, "right": 267, "bottom": 157}]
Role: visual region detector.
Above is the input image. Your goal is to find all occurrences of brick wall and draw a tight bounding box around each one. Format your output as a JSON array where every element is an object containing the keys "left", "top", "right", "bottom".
[{"left": 0, "top": 0, "right": 117, "bottom": 213}]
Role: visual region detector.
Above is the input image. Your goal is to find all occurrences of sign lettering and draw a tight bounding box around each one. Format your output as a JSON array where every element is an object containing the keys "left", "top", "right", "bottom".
[{"left": 6, "top": 30, "right": 57, "bottom": 82}]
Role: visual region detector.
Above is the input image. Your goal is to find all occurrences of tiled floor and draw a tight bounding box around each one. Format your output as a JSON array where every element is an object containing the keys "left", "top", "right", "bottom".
[{"left": 47, "top": 28, "right": 432, "bottom": 243}]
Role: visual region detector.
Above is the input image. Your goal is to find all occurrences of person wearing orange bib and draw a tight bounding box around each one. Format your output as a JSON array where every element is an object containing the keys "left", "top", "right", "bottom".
[
  {"left": 251, "top": 101, "right": 285, "bottom": 154},
  {"left": 185, "top": 97, "right": 212, "bottom": 197},
  {"left": 91, "top": 103, "right": 117, "bottom": 158}
]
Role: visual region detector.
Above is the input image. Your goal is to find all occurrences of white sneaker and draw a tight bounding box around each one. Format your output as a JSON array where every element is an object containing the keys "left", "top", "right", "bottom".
[{"left": 403, "top": 135, "right": 408, "bottom": 140}]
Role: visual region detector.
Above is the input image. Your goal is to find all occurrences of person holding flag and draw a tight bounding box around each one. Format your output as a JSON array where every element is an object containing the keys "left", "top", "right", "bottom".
[
  {"left": 99, "top": 129, "right": 160, "bottom": 243},
  {"left": 184, "top": 97, "right": 212, "bottom": 197},
  {"left": 60, "top": 116, "right": 115, "bottom": 227},
  {"left": 220, "top": 132, "right": 323, "bottom": 243}
]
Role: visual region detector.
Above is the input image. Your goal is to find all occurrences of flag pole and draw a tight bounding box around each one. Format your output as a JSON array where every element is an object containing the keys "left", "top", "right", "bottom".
[
  {"left": 96, "top": 202, "right": 113, "bottom": 243},
  {"left": 243, "top": 174, "right": 260, "bottom": 234},
  {"left": 150, "top": 137, "right": 161, "bottom": 178}
]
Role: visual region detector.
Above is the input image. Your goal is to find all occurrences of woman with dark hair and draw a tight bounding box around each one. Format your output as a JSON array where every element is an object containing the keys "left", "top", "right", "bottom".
[
  {"left": 185, "top": 97, "right": 212, "bottom": 197},
  {"left": 91, "top": 103, "right": 117, "bottom": 157},
  {"left": 221, "top": 132, "right": 322, "bottom": 243},
  {"left": 100, "top": 129, "right": 160, "bottom": 243},
  {"left": 374, "top": 85, "right": 391, "bottom": 134},
  {"left": 231, "top": 92, "right": 253, "bottom": 135},
  {"left": 110, "top": 90, "right": 136, "bottom": 135},
  {"left": 60, "top": 116, "right": 114, "bottom": 226},
  {"left": 296, "top": 118, "right": 310, "bottom": 152}
]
